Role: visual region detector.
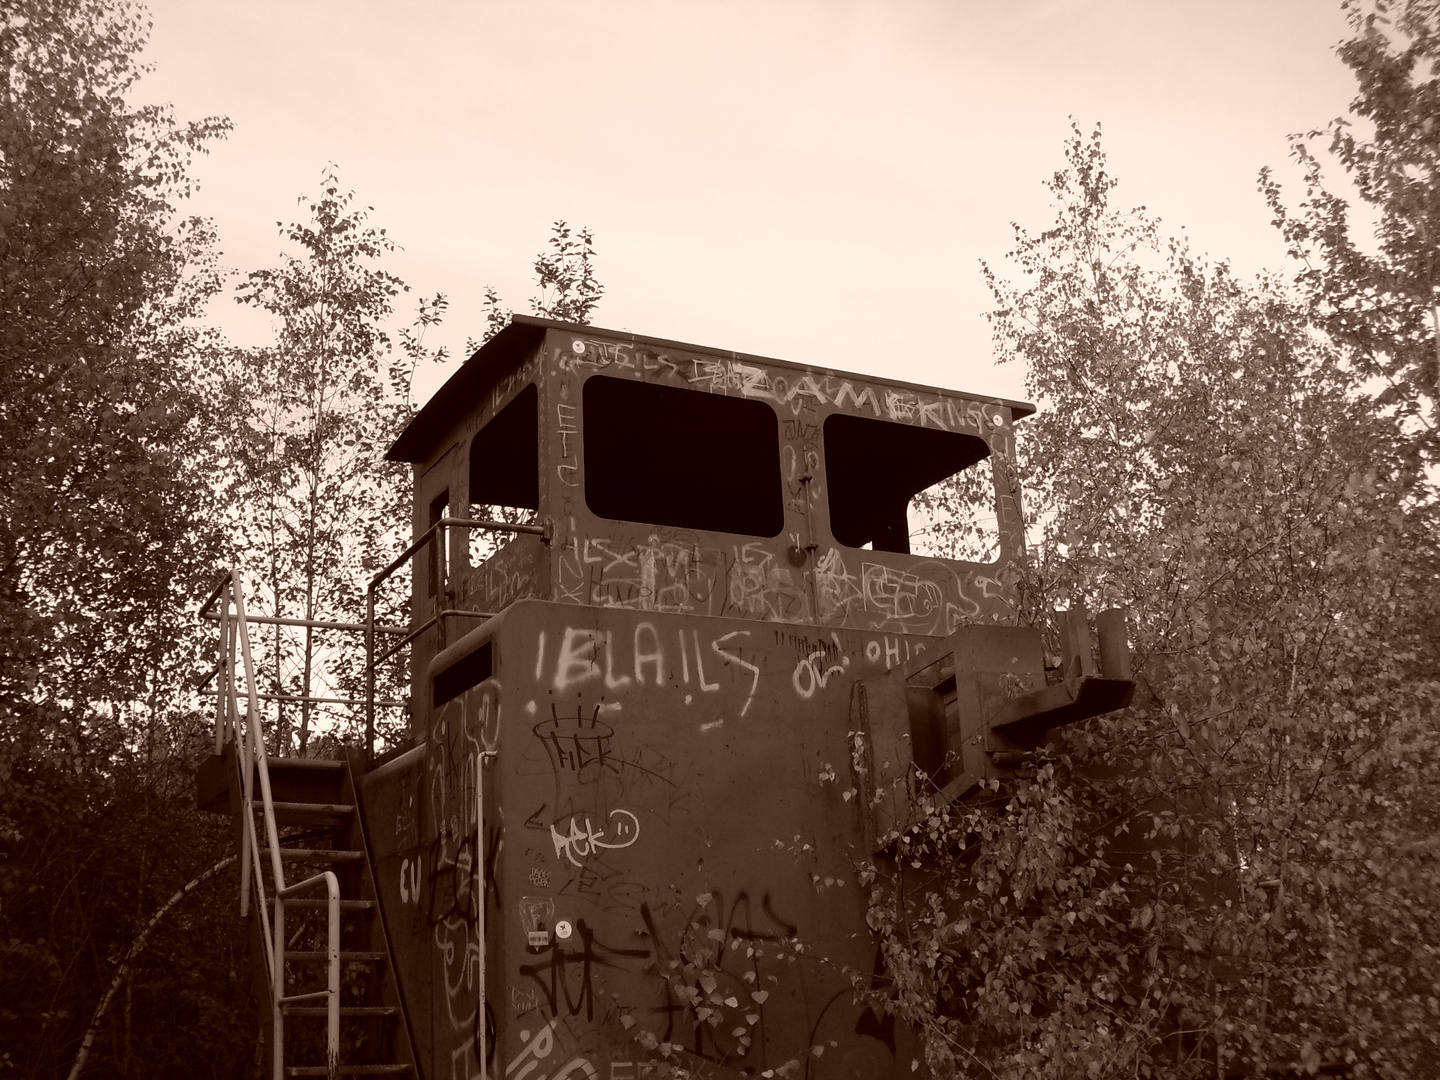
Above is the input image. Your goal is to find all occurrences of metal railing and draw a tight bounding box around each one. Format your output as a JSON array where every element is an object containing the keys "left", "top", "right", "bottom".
[
  {"left": 363, "top": 514, "right": 549, "bottom": 758},
  {"left": 205, "top": 571, "right": 345, "bottom": 1080},
  {"left": 476, "top": 744, "right": 497, "bottom": 1080},
  {"left": 204, "top": 514, "right": 542, "bottom": 1071},
  {"left": 199, "top": 579, "right": 412, "bottom": 754}
]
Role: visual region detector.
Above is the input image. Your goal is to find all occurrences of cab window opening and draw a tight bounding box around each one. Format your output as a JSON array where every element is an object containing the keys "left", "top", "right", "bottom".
[
  {"left": 428, "top": 490, "right": 449, "bottom": 597},
  {"left": 824, "top": 411, "right": 1000, "bottom": 561},
  {"left": 582, "top": 375, "right": 784, "bottom": 537},
  {"left": 468, "top": 383, "right": 539, "bottom": 567}
]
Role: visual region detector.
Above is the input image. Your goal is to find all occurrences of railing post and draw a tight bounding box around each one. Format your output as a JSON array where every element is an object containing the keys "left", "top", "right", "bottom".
[
  {"left": 272, "top": 894, "right": 285, "bottom": 1080},
  {"left": 477, "top": 748, "right": 495, "bottom": 1080},
  {"left": 215, "top": 588, "right": 227, "bottom": 756},
  {"left": 217, "top": 571, "right": 350, "bottom": 1077},
  {"left": 326, "top": 871, "right": 340, "bottom": 1080},
  {"left": 359, "top": 514, "right": 544, "bottom": 765},
  {"left": 232, "top": 573, "right": 288, "bottom": 897},
  {"left": 229, "top": 579, "right": 255, "bottom": 920},
  {"left": 365, "top": 584, "right": 376, "bottom": 766}
]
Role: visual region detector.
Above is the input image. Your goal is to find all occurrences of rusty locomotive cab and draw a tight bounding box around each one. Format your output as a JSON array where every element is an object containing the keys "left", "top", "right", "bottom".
[{"left": 199, "top": 315, "right": 1134, "bottom": 1080}]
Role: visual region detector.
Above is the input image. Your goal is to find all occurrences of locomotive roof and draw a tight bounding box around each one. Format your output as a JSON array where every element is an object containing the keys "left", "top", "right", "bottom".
[{"left": 387, "top": 314, "right": 1035, "bottom": 463}]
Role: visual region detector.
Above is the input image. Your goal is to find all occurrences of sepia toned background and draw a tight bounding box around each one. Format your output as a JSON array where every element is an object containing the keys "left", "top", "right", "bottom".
[{"left": 139, "top": 0, "right": 1357, "bottom": 402}]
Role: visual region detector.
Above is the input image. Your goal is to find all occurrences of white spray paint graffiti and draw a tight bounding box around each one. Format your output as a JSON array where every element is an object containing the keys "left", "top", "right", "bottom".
[
  {"left": 505, "top": 1020, "right": 597, "bottom": 1080},
  {"left": 555, "top": 535, "right": 808, "bottom": 624},
  {"left": 538, "top": 623, "right": 762, "bottom": 715},
  {"left": 550, "top": 809, "right": 641, "bottom": 867},
  {"left": 791, "top": 632, "right": 851, "bottom": 699}
]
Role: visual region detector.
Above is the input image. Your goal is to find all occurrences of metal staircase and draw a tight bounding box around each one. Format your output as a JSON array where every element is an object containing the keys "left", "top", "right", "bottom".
[{"left": 197, "top": 571, "right": 415, "bottom": 1080}]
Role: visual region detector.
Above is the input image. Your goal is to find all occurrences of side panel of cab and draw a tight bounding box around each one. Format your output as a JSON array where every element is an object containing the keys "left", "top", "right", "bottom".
[{"left": 369, "top": 599, "right": 949, "bottom": 1080}]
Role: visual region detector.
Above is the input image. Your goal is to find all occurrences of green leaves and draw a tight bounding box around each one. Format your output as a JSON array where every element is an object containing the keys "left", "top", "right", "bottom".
[
  {"left": 219, "top": 169, "right": 429, "bottom": 753},
  {"left": 1, "top": 4, "right": 245, "bottom": 1071},
  {"left": 1266, "top": 0, "right": 1440, "bottom": 458},
  {"left": 870, "top": 117, "right": 1440, "bottom": 1078},
  {"left": 479, "top": 219, "right": 603, "bottom": 345}
]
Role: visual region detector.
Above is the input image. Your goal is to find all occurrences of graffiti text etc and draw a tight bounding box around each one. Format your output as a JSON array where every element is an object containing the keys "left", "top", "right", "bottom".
[{"left": 551, "top": 810, "right": 641, "bottom": 867}]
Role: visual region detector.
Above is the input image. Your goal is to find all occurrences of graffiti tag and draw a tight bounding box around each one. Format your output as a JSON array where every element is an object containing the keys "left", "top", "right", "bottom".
[{"left": 551, "top": 809, "right": 641, "bottom": 867}]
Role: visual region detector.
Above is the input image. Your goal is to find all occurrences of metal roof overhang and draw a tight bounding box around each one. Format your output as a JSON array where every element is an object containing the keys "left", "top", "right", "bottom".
[{"left": 386, "top": 314, "right": 1036, "bottom": 463}]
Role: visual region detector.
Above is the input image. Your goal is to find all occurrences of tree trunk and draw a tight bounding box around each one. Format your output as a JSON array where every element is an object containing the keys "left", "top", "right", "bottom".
[{"left": 66, "top": 855, "right": 238, "bottom": 1080}]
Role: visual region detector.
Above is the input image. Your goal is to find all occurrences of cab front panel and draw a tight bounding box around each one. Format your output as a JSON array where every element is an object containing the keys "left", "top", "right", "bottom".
[{"left": 369, "top": 599, "right": 939, "bottom": 1080}]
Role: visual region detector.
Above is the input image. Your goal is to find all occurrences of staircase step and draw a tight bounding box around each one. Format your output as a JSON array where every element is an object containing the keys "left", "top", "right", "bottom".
[
  {"left": 287, "top": 950, "right": 386, "bottom": 962},
  {"left": 265, "top": 800, "right": 354, "bottom": 815},
  {"left": 263, "top": 757, "right": 345, "bottom": 771},
  {"left": 264, "top": 847, "right": 365, "bottom": 863},
  {"left": 283, "top": 1004, "right": 400, "bottom": 1018},
  {"left": 276, "top": 898, "right": 374, "bottom": 912},
  {"left": 263, "top": 801, "right": 355, "bottom": 825},
  {"left": 286, "top": 1066, "right": 411, "bottom": 1077}
]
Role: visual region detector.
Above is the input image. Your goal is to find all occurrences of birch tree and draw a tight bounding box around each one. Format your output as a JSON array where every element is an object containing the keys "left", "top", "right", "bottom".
[
  {"left": 227, "top": 171, "right": 424, "bottom": 753},
  {"left": 1264, "top": 0, "right": 1440, "bottom": 455},
  {"left": 0, "top": 1, "right": 250, "bottom": 1074},
  {"left": 866, "top": 125, "right": 1440, "bottom": 1079}
]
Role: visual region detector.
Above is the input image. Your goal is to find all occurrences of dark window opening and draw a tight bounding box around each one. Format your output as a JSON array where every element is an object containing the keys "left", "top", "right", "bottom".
[
  {"left": 434, "top": 640, "right": 492, "bottom": 707},
  {"left": 469, "top": 384, "right": 539, "bottom": 566},
  {"left": 428, "top": 490, "right": 449, "bottom": 597},
  {"left": 906, "top": 458, "right": 1001, "bottom": 562},
  {"left": 824, "top": 412, "right": 999, "bottom": 560},
  {"left": 583, "top": 376, "right": 784, "bottom": 537}
]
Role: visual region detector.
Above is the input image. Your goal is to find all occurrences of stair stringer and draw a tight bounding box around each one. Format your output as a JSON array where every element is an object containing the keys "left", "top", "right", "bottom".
[
  {"left": 214, "top": 748, "right": 418, "bottom": 1079},
  {"left": 341, "top": 749, "right": 423, "bottom": 1080}
]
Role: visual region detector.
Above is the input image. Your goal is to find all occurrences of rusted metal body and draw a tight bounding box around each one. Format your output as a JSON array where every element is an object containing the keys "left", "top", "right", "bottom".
[
  {"left": 389, "top": 317, "right": 1032, "bottom": 675},
  {"left": 200, "top": 315, "right": 1134, "bottom": 1080},
  {"left": 363, "top": 316, "right": 1131, "bottom": 1080}
]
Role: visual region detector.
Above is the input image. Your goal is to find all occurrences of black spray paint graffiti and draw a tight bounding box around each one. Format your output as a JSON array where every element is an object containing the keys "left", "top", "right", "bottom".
[
  {"left": 535, "top": 703, "right": 619, "bottom": 780},
  {"left": 530, "top": 702, "right": 680, "bottom": 841},
  {"left": 421, "top": 822, "right": 502, "bottom": 927},
  {"left": 677, "top": 890, "right": 800, "bottom": 959},
  {"left": 513, "top": 890, "right": 799, "bottom": 1064},
  {"left": 420, "top": 693, "right": 506, "bottom": 1075},
  {"left": 805, "top": 989, "right": 895, "bottom": 1080},
  {"left": 804, "top": 946, "right": 898, "bottom": 1080},
  {"left": 517, "top": 917, "right": 651, "bottom": 1023},
  {"left": 630, "top": 891, "right": 802, "bottom": 1065}
]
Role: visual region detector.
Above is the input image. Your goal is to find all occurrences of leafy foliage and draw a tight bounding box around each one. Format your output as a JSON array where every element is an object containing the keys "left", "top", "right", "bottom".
[
  {"left": 478, "top": 219, "right": 604, "bottom": 346},
  {"left": 0, "top": 2, "right": 607, "bottom": 1074},
  {"left": 1263, "top": 0, "right": 1440, "bottom": 454},
  {"left": 864, "top": 123, "right": 1440, "bottom": 1078},
  {"left": 221, "top": 193, "right": 606, "bottom": 755},
  {"left": 0, "top": 2, "right": 251, "bottom": 1075},
  {"left": 0, "top": 0, "right": 230, "bottom": 750},
  {"left": 222, "top": 170, "right": 427, "bottom": 754}
]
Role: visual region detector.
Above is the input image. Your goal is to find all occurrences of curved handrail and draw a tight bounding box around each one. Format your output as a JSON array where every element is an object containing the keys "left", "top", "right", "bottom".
[{"left": 275, "top": 870, "right": 341, "bottom": 1080}]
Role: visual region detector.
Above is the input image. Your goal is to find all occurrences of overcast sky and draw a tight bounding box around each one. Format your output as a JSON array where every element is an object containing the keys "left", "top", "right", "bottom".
[{"left": 137, "top": 1, "right": 1359, "bottom": 405}]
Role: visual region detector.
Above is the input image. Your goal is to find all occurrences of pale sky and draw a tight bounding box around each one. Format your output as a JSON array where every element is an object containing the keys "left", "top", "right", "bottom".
[{"left": 138, "top": 0, "right": 1359, "bottom": 406}]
